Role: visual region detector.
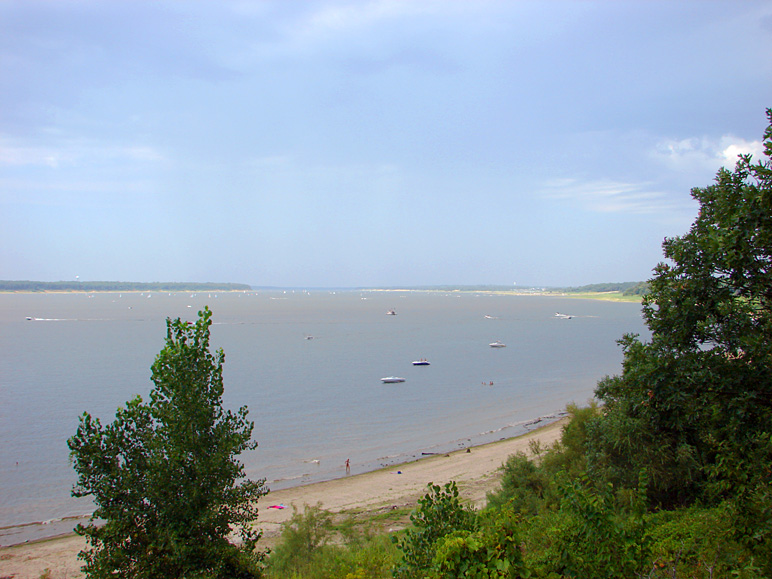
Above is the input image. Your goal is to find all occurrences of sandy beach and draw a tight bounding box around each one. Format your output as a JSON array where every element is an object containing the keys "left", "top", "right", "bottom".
[{"left": 0, "top": 417, "right": 567, "bottom": 579}]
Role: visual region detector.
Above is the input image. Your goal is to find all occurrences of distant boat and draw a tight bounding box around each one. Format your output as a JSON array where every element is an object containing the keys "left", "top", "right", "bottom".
[
  {"left": 386, "top": 309, "right": 397, "bottom": 315},
  {"left": 555, "top": 312, "right": 574, "bottom": 319},
  {"left": 381, "top": 376, "right": 406, "bottom": 383},
  {"left": 489, "top": 341, "right": 506, "bottom": 348},
  {"left": 412, "top": 359, "right": 430, "bottom": 366}
]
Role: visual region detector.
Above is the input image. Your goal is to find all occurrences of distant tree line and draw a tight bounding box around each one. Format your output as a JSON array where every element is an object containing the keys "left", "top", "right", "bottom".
[
  {"left": 365, "top": 283, "right": 649, "bottom": 293},
  {"left": 552, "top": 281, "right": 648, "bottom": 295},
  {"left": 0, "top": 280, "right": 252, "bottom": 292}
]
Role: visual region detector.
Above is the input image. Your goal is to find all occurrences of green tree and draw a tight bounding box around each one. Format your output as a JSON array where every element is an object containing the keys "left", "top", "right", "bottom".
[
  {"left": 68, "top": 307, "right": 267, "bottom": 579},
  {"left": 588, "top": 110, "right": 772, "bottom": 568},
  {"left": 432, "top": 507, "right": 525, "bottom": 579},
  {"left": 393, "top": 482, "right": 477, "bottom": 579}
]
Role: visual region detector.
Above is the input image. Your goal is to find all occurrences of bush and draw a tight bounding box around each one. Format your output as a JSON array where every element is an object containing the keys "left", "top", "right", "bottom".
[
  {"left": 485, "top": 452, "right": 546, "bottom": 514},
  {"left": 644, "top": 504, "right": 763, "bottom": 578},
  {"left": 432, "top": 507, "right": 525, "bottom": 578},
  {"left": 266, "top": 504, "right": 397, "bottom": 579},
  {"left": 393, "top": 482, "right": 477, "bottom": 578}
]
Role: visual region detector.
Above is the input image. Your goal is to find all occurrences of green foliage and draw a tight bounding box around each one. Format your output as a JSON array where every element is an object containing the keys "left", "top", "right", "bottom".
[
  {"left": 587, "top": 109, "right": 772, "bottom": 572},
  {"left": 487, "top": 404, "right": 602, "bottom": 514},
  {"left": 622, "top": 281, "right": 649, "bottom": 296},
  {"left": 68, "top": 307, "right": 267, "bottom": 579},
  {"left": 539, "top": 403, "right": 600, "bottom": 478},
  {"left": 485, "top": 452, "right": 546, "bottom": 514},
  {"left": 588, "top": 345, "right": 708, "bottom": 506},
  {"left": 393, "top": 482, "right": 477, "bottom": 578},
  {"left": 267, "top": 504, "right": 334, "bottom": 576},
  {"left": 552, "top": 281, "right": 643, "bottom": 294},
  {"left": 644, "top": 504, "right": 764, "bottom": 579},
  {"left": 432, "top": 508, "right": 525, "bottom": 579},
  {"left": 265, "top": 504, "right": 397, "bottom": 579},
  {"left": 390, "top": 402, "right": 766, "bottom": 578}
]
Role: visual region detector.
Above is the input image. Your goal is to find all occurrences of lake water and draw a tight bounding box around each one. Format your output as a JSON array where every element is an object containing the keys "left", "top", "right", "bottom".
[{"left": 0, "top": 290, "right": 648, "bottom": 545}]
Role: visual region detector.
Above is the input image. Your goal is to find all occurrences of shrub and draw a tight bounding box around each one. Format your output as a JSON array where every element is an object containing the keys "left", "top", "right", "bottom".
[{"left": 393, "top": 482, "right": 477, "bottom": 578}]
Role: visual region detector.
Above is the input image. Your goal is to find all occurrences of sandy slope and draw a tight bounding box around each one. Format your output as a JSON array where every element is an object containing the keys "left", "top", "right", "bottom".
[{"left": 0, "top": 418, "right": 567, "bottom": 579}]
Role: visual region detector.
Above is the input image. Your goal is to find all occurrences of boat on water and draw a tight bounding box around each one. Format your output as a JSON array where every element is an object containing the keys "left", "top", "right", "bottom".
[
  {"left": 412, "top": 359, "right": 430, "bottom": 366},
  {"left": 555, "top": 312, "right": 574, "bottom": 319},
  {"left": 381, "top": 376, "right": 406, "bottom": 383},
  {"left": 386, "top": 309, "right": 397, "bottom": 315},
  {"left": 489, "top": 341, "right": 506, "bottom": 348}
]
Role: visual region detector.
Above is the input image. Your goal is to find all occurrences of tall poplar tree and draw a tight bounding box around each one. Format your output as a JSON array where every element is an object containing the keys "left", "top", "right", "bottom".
[{"left": 68, "top": 307, "right": 267, "bottom": 579}]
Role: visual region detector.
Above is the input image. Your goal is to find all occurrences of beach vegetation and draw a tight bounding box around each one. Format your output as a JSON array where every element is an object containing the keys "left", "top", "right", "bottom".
[
  {"left": 266, "top": 503, "right": 334, "bottom": 575},
  {"left": 392, "top": 482, "right": 477, "bottom": 578},
  {"left": 383, "top": 109, "right": 772, "bottom": 578},
  {"left": 265, "top": 504, "right": 397, "bottom": 579},
  {"left": 68, "top": 307, "right": 267, "bottom": 579}
]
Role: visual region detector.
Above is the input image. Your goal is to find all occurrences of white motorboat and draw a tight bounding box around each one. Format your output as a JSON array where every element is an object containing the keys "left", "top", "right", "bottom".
[
  {"left": 412, "top": 359, "right": 430, "bottom": 366},
  {"left": 381, "top": 376, "right": 406, "bottom": 383},
  {"left": 489, "top": 341, "right": 506, "bottom": 348}
]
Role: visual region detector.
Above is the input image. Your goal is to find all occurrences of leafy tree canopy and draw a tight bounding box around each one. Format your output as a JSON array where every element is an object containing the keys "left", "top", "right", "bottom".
[
  {"left": 589, "top": 109, "right": 772, "bottom": 566},
  {"left": 68, "top": 307, "right": 267, "bottom": 579}
]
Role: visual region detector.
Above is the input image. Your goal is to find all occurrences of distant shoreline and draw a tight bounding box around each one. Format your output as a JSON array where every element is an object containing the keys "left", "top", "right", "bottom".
[
  {"left": 1, "top": 287, "right": 642, "bottom": 302},
  {"left": 0, "top": 281, "right": 253, "bottom": 293},
  {"left": 362, "top": 288, "right": 642, "bottom": 302}
]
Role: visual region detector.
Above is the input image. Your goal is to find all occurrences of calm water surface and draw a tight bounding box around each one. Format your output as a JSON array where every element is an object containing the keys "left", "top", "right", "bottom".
[{"left": 0, "top": 290, "right": 648, "bottom": 544}]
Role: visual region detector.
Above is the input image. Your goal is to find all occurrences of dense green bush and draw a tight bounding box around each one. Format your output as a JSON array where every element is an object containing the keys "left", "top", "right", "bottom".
[
  {"left": 643, "top": 504, "right": 764, "bottom": 578},
  {"left": 393, "top": 482, "right": 477, "bottom": 578},
  {"left": 432, "top": 508, "right": 525, "bottom": 578},
  {"left": 265, "top": 504, "right": 397, "bottom": 579},
  {"left": 485, "top": 452, "right": 546, "bottom": 514}
]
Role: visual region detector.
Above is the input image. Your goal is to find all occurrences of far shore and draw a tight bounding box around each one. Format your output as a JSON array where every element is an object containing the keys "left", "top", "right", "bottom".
[
  {"left": 1, "top": 286, "right": 642, "bottom": 302},
  {"left": 364, "top": 288, "right": 642, "bottom": 302},
  {"left": 0, "top": 417, "right": 569, "bottom": 579}
]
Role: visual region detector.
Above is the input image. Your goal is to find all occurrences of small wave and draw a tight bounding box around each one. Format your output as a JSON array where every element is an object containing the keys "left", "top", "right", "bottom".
[
  {"left": 28, "top": 317, "right": 117, "bottom": 322},
  {"left": 376, "top": 452, "right": 405, "bottom": 461},
  {"left": 270, "top": 474, "right": 307, "bottom": 484}
]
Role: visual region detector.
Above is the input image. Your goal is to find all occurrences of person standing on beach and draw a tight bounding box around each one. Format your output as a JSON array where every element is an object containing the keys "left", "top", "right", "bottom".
[{"left": 345, "top": 459, "right": 350, "bottom": 474}]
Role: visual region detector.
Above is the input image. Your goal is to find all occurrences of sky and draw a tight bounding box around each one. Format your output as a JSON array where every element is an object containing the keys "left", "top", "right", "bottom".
[{"left": 1, "top": 0, "right": 771, "bottom": 288}]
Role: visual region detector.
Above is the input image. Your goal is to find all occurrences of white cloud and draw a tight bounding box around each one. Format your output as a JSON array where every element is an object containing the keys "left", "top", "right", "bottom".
[
  {"left": 0, "top": 136, "right": 166, "bottom": 168},
  {"left": 654, "top": 134, "right": 764, "bottom": 174},
  {"left": 0, "top": 139, "right": 72, "bottom": 168},
  {"left": 305, "top": 0, "right": 443, "bottom": 32},
  {"left": 540, "top": 177, "right": 690, "bottom": 215}
]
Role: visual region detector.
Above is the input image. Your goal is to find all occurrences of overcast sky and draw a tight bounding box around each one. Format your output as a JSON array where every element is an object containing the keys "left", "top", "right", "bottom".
[{"left": 2, "top": 0, "right": 770, "bottom": 288}]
